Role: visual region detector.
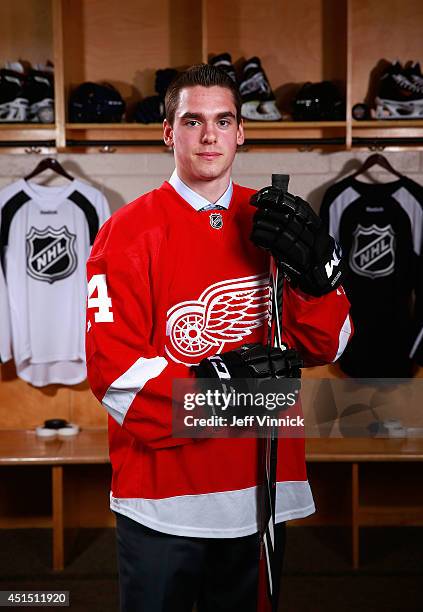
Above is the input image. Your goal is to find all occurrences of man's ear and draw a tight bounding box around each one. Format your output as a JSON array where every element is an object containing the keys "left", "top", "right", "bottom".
[
  {"left": 237, "top": 119, "right": 245, "bottom": 146},
  {"left": 163, "top": 119, "right": 174, "bottom": 147}
]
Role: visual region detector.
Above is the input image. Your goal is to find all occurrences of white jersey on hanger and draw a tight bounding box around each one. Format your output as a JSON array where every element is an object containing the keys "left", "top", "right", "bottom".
[
  {"left": 0, "top": 178, "right": 110, "bottom": 386},
  {"left": 0, "top": 263, "right": 12, "bottom": 363}
]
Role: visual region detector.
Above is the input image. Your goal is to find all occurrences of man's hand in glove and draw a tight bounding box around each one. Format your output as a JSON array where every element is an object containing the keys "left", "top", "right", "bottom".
[
  {"left": 250, "top": 186, "right": 346, "bottom": 297},
  {"left": 192, "top": 343, "right": 302, "bottom": 418}
]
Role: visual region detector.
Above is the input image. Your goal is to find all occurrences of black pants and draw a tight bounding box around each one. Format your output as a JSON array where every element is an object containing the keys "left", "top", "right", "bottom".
[{"left": 115, "top": 512, "right": 286, "bottom": 612}]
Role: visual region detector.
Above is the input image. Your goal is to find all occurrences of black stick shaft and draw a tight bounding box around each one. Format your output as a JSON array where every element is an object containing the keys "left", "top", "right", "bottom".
[
  {"left": 271, "top": 174, "right": 289, "bottom": 193},
  {"left": 262, "top": 173, "right": 289, "bottom": 612}
]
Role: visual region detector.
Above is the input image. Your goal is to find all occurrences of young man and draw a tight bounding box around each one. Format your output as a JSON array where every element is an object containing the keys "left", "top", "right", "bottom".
[{"left": 86, "top": 65, "right": 351, "bottom": 612}]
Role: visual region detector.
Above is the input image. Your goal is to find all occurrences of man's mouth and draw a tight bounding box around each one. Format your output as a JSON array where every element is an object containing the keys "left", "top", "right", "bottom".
[{"left": 197, "top": 152, "right": 222, "bottom": 158}]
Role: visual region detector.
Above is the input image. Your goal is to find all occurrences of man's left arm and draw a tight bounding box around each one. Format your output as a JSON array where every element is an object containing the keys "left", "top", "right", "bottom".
[
  {"left": 282, "top": 283, "right": 352, "bottom": 366},
  {"left": 250, "top": 185, "right": 353, "bottom": 366}
]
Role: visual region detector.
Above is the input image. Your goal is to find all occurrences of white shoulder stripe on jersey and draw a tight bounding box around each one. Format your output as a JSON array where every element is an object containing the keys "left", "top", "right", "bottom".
[
  {"left": 102, "top": 356, "right": 168, "bottom": 425},
  {"left": 333, "top": 313, "right": 352, "bottom": 362},
  {"left": 328, "top": 186, "right": 360, "bottom": 242},
  {"left": 392, "top": 187, "right": 423, "bottom": 256}
]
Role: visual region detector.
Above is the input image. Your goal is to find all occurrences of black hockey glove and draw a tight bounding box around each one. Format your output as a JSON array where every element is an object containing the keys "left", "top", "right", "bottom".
[
  {"left": 193, "top": 343, "right": 302, "bottom": 417},
  {"left": 194, "top": 342, "right": 302, "bottom": 381},
  {"left": 250, "top": 187, "right": 346, "bottom": 296}
]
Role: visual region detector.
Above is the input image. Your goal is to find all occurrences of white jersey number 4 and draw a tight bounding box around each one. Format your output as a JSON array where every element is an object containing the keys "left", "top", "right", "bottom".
[{"left": 87, "top": 274, "right": 114, "bottom": 322}]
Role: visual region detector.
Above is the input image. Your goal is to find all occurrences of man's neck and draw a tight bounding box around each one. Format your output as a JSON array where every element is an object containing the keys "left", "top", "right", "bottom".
[{"left": 176, "top": 170, "right": 231, "bottom": 204}]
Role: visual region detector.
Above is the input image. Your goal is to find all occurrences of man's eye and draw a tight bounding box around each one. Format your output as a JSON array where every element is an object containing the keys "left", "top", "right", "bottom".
[
  {"left": 185, "top": 120, "right": 200, "bottom": 127},
  {"left": 218, "top": 120, "right": 230, "bottom": 126}
]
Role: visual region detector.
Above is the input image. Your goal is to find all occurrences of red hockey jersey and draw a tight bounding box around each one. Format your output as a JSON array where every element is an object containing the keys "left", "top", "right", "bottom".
[{"left": 86, "top": 181, "right": 352, "bottom": 538}]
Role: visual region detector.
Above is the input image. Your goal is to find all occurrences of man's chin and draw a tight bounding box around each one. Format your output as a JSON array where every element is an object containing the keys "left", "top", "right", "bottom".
[
  {"left": 200, "top": 172, "right": 221, "bottom": 181},
  {"left": 195, "top": 164, "right": 226, "bottom": 180}
]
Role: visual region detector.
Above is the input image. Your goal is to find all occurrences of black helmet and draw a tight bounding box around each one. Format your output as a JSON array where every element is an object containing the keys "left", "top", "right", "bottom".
[
  {"left": 293, "top": 81, "right": 345, "bottom": 121},
  {"left": 134, "top": 68, "right": 178, "bottom": 124},
  {"left": 69, "top": 82, "right": 125, "bottom": 123}
]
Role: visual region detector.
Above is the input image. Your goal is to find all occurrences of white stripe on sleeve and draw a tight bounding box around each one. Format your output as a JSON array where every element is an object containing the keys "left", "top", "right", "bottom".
[
  {"left": 102, "top": 356, "right": 168, "bottom": 425},
  {"left": 410, "top": 326, "right": 423, "bottom": 359},
  {"left": 328, "top": 186, "right": 360, "bottom": 242},
  {"left": 333, "top": 313, "right": 352, "bottom": 362},
  {"left": 392, "top": 187, "right": 423, "bottom": 256}
]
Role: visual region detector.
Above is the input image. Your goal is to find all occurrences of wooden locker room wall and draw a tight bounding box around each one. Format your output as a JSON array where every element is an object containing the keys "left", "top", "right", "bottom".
[{"left": 0, "top": 364, "right": 107, "bottom": 428}]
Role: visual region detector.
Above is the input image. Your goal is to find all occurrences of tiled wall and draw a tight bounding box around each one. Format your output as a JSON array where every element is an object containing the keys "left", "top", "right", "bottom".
[{"left": 0, "top": 150, "right": 422, "bottom": 214}]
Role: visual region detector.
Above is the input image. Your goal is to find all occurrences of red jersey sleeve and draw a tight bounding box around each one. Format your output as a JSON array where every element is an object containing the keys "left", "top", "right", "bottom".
[
  {"left": 86, "top": 220, "right": 194, "bottom": 450},
  {"left": 282, "top": 283, "right": 353, "bottom": 367}
]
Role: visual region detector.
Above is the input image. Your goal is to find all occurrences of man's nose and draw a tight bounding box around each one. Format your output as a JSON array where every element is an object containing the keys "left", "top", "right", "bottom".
[{"left": 201, "top": 123, "right": 217, "bottom": 143}]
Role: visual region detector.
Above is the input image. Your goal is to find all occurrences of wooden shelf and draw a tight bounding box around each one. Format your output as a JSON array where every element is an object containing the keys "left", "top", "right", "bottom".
[
  {"left": 0, "top": 515, "right": 52, "bottom": 529},
  {"left": 0, "top": 124, "right": 56, "bottom": 143},
  {"left": 0, "top": 429, "right": 109, "bottom": 465},
  {"left": 0, "top": 124, "right": 55, "bottom": 129},
  {"left": 65, "top": 123, "right": 166, "bottom": 145},
  {"left": 243, "top": 121, "right": 346, "bottom": 142},
  {"left": 63, "top": 121, "right": 347, "bottom": 149},
  {"left": 352, "top": 119, "right": 423, "bottom": 142},
  {"left": 306, "top": 437, "right": 423, "bottom": 462},
  {"left": 357, "top": 506, "right": 423, "bottom": 526},
  {"left": 353, "top": 120, "right": 423, "bottom": 128},
  {"left": 0, "top": 430, "right": 61, "bottom": 465},
  {"left": 1, "top": 121, "right": 347, "bottom": 149}
]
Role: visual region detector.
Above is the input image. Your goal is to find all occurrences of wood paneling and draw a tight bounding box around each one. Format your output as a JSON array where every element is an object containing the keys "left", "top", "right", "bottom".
[
  {"left": 52, "top": 466, "right": 64, "bottom": 570},
  {"left": 205, "top": 0, "right": 347, "bottom": 108},
  {"left": 69, "top": 382, "right": 107, "bottom": 428},
  {"left": 350, "top": 0, "right": 423, "bottom": 107},
  {"left": 62, "top": 0, "right": 202, "bottom": 114},
  {"left": 0, "top": 365, "right": 104, "bottom": 430},
  {"left": 52, "top": 0, "right": 66, "bottom": 148},
  {"left": 63, "top": 464, "right": 113, "bottom": 527},
  {"left": 0, "top": 368, "right": 71, "bottom": 429},
  {"left": 0, "top": 0, "right": 52, "bottom": 66}
]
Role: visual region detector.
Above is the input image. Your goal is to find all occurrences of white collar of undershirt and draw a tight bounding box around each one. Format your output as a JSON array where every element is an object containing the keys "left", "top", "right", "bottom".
[{"left": 168, "top": 169, "right": 233, "bottom": 211}]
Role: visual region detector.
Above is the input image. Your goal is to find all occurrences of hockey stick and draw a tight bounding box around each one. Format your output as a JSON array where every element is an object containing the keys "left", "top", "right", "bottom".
[{"left": 258, "top": 173, "right": 290, "bottom": 612}]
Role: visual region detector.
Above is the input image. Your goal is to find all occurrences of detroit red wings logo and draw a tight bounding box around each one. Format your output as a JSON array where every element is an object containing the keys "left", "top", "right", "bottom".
[{"left": 165, "top": 274, "right": 270, "bottom": 365}]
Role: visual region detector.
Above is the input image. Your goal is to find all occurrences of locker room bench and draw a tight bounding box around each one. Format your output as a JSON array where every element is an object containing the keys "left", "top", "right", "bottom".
[
  {"left": 1, "top": 430, "right": 423, "bottom": 570},
  {"left": 0, "top": 428, "right": 110, "bottom": 570}
]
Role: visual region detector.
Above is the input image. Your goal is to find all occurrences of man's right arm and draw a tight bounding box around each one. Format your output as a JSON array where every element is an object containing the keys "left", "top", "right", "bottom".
[{"left": 86, "top": 221, "right": 195, "bottom": 450}]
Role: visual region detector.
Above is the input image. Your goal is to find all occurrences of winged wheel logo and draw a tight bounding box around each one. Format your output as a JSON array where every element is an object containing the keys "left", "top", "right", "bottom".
[{"left": 165, "top": 274, "right": 270, "bottom": 365}]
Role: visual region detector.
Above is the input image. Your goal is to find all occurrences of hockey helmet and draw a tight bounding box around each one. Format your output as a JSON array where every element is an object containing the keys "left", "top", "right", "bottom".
[
  {"left": 155, "top": 68, "right": 178, "bottom": 99},
  {"left": 293, "top": 81, "right": 345, "bottom": 121},
  {"left": 134, "top": 68, "right": 178, "bottom": 124},
  {"left": 69, "top": 82, "right": 125, "bottom": 123}
]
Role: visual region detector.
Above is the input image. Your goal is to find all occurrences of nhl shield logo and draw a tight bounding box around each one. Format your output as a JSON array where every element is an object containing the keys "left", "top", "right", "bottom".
[
  {"left": 350, "top": 224, "right": 395, "bottom": 279},
  {"left": 209, "top": 212, "right": 223, "bottom": 230},
  {"left": 26, "top": 226, "right": 78, "bottom": 284}
]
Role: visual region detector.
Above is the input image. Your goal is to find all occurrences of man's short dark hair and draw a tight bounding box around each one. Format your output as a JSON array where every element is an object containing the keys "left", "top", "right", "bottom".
[{"left": 165, "top": 64, "right": 242, "bottom": 126}]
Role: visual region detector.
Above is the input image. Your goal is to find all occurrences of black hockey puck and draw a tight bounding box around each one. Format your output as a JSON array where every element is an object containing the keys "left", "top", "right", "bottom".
[
  {"left": 352, "top": 103, "right": 370, "bottom": 120},
  {"left": 44, "top": 418, "right": 68, "bottom": 430}
]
